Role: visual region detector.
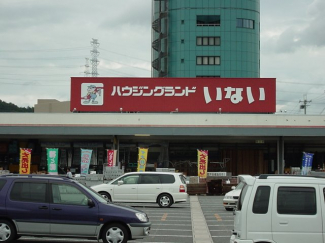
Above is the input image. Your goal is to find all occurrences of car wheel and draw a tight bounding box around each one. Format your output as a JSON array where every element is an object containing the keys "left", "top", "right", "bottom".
[
  {"left": 100, "top": 192, "right": 112, "bottom": 202},
  {"left": 0, "top": 219, "right": 16, "bottom": 243},
  {"left": 101, "top": 223, "right": 129, "bottom": 243},
  {"left": 158, "top": 194, "right": 173, "bottom": 208},
  {"left": 225, "top": 208, "right": 233, "bottom": 211}
]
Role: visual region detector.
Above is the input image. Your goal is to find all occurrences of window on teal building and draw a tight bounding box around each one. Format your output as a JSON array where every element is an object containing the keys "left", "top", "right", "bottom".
[
  {"left": 197, "top": 37, "right": 220, "bottom": 46},
  {"left": 197, "top": 15, "right": 220, "bottom": 26},
  {"left": 237, "top": 18, "right": 254, "bottom": 29},
  {"left": 196, "top": 56, "right": 220, "bottom": 65}
]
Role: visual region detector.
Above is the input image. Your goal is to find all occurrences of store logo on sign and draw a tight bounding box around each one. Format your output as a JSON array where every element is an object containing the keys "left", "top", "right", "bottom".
[
  {"left": 81, "top": 83, "right": 104, "bottom": 105},
  {"left": 204, "top": 87, "right": 266, "bottom": 105}
]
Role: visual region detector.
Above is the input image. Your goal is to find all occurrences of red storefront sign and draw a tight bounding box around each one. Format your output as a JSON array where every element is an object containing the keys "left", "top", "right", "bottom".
[
  {"left": 19, "top": 148, "right": 32, "bottom": 174},
  {"left": 107, "top": 150, "right": 117, "bottom": 167},
  {"left": 70, "top": 77, "right": 276, "bottom": 113},
  {"left": 198, "top": 150, "right": 208, "bottom": 179}
]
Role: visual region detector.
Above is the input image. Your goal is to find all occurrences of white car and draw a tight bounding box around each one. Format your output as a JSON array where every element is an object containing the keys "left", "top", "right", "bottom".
[
  {"left": 223, "top": 181, "right": 244, "bottom": 211},
  {"left": 91, "top": 171, "right": 188, "bottom": 208}
]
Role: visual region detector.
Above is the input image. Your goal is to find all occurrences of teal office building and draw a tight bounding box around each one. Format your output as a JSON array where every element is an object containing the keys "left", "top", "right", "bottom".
[{"left": 152, "top": 0, "right": 260, "bottom": 78}]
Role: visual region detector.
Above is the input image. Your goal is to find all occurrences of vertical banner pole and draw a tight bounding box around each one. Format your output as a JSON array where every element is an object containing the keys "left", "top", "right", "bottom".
[
  {"left": 137, "top": 148, "right": 148, "bottom": 172},
  {"left": 197, "top": 150, "right": 208, "bottom": 179},
  {"left": 81, "top": 149, "right": 93, "bottom": 176},
  {"left": 301, "top": 152, "right": 314, "bottom": 175},
  {"left": 19, "top": 148, "right": 32, "bottom": 174},
  {"left": 47, "top": 148, "right": 59, "bottom": 175},
  {"left": 107, "top": 149, "right": 117, "bottom": 167}
]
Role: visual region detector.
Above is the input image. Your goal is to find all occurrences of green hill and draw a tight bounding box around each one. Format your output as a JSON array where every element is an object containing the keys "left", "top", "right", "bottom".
[{"left": 0, "top": 100, "right": 34, "bottom": 112}]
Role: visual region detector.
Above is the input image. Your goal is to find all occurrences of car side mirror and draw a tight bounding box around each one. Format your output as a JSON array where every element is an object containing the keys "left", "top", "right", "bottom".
[
  {"left": 118, "top": 180, "right": 124, "bottom": 186},
  {"left": 88, "top": 199, "right": 95, "bottom": 208},
  {"left": 231, "top": 186, "right": 236, "bottom": 190}
]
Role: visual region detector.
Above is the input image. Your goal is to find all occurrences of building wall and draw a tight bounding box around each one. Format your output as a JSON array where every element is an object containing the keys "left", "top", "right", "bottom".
[
  {"left": 1, "top": 113, "right": 325, "bottom": 136},
  {"left": 152, "top": 0, "right": 260, "bottom": 78},
  {"left": 34, "top": 99, "right": 70, "bottom": 113}
]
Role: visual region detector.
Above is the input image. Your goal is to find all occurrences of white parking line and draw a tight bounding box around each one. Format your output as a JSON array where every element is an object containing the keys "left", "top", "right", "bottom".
[
  {"left": 151, "top": 229, "right": 192, "bottom": 232},
  {"left": 207, "top": 224, "right": 234, "bottom": 226},
  {"left": 153, "top": 223, "right": 192, "bottom": 226},
  {"left": 146, "top": 234, "right": 192, "bottom": 237}
]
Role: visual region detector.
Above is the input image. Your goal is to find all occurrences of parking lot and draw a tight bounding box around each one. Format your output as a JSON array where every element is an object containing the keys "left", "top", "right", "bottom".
[
  {"left": 128, "top": 195, "right": 233, "bottom": 243},
  {"left": 14, "top": 195, "right": 233, "bottom": 243}
]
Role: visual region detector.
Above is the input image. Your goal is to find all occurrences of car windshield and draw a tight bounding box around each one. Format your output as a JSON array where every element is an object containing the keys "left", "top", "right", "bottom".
[
  {"left": 237, "top": 182, "right": 248, "bottom": 211},
  {"left": 77, "top": 182, "right": 108, "bottom": 203},
  {"left": 235, "top": 181, "right": 245, "bottom": 190}
]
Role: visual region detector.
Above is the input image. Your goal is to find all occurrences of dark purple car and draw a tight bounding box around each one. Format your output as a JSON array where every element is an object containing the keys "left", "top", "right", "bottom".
[{"left": 0, "top": 174, "right": 151, "bottom": 243}]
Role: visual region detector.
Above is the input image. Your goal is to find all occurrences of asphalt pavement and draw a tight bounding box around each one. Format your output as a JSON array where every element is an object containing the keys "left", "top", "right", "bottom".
[{"left": 14, "top": 195, "right": 233, "bottom": 243}]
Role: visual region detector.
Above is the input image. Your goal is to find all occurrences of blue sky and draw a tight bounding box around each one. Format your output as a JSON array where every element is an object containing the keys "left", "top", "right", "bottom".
[{"left": 0, "top": 0, "right": 324, "bottom": 115}]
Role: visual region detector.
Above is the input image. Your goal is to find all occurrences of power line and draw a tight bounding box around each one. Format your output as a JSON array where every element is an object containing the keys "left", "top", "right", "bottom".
[
  {"left": 310, "top": 93, "right": 325, "bottom": 102},
  {"left": 1, "top": 73, "right": 73, "bottom": 76},
  {"left": 0, "top": 81, "right": 69, "bottom": 86},
  {"left": 0, "top": 77, "right": 71, "bottom": 82},
  {"left": 100, "top": 57, "right": 151, "bottom": 72},
  {"left": 84, "top": 58, "right": 90, "bottom": 77},
  {"left": 0, "top": 47, "right": 90, "bottom": 53},
  {"left": 0, "top": 56, "right": 85, "bottom": 60},
  {"left": 98, "top": 68, "right": 137, "bottom": 77},
  {"left": 287, "top": 104, "right": 300, "bottom": 114},
  {"left": 277, "top": 90, "right": 323, "bottom": 95},
  {"left": 99, "top": 47, "right": 150, "bottom": 63},
  {"left": 0, "top": 65, "right": 79, "bottom": 68}
]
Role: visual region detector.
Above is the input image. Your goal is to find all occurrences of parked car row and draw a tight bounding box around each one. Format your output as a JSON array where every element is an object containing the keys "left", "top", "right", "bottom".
[
  {"left": 7, "top": 171, "right": 311, "bottom": 243},
  {"left": 0, "top": 174, "right": 151, "bottom": 243}
]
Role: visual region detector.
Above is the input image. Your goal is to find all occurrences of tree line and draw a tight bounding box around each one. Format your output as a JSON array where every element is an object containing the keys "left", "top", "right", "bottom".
[{"left": 0, "top": 100, "right": 34, "bottom": 112}]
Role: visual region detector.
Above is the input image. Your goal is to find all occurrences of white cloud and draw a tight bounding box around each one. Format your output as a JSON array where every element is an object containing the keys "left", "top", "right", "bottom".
[{"left": 260, "top": 0, "right": 325, "bottom": 114}]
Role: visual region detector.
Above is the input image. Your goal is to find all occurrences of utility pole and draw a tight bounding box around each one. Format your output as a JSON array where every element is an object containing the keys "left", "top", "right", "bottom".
[
  {"left": 90, "top": 39, "right": 100, "bottom": 77},
  {"left": 299, "top": 95, "right": 312, "bottom": 115}
]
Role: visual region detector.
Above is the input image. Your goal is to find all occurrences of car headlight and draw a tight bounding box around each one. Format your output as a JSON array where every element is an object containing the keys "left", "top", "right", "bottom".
[
  {"left": 225, "top": 196, "right": 233, "bottom": 199},
  {"left": 136, "top": 212, "right": 148, "bottom": 222}
]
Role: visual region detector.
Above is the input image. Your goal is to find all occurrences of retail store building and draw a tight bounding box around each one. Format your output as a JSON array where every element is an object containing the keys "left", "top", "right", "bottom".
[{"left": 1, "top": 77, "right": 325, "bottom": 177}]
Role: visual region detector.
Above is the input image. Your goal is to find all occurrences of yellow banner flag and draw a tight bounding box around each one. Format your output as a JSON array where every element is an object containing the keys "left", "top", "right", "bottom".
[
  {"left": 137, "top": 148, "right": 148, "bottom": 172},
  {"left": 198, "top": 150, "right": 208, "bottom": 178},
  {"left": 19, "top": 148, "right": 32, "bottom": 174}
]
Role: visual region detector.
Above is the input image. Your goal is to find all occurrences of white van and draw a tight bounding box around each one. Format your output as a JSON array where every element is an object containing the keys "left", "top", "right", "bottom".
[
  {"left": 231, "top": 174, "right": 325, "bottom": 243},
  {"left": 91, "top": 172, "right": 188, "bottom": 208}
]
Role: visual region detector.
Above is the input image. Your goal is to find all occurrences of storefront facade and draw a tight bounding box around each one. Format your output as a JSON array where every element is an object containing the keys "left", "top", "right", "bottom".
[
  {"left": 1, "top": 77, "right": 323, "bottom": 176},
  {"left": 0, "top": 113, "right": 324, "bottom": 176}
]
